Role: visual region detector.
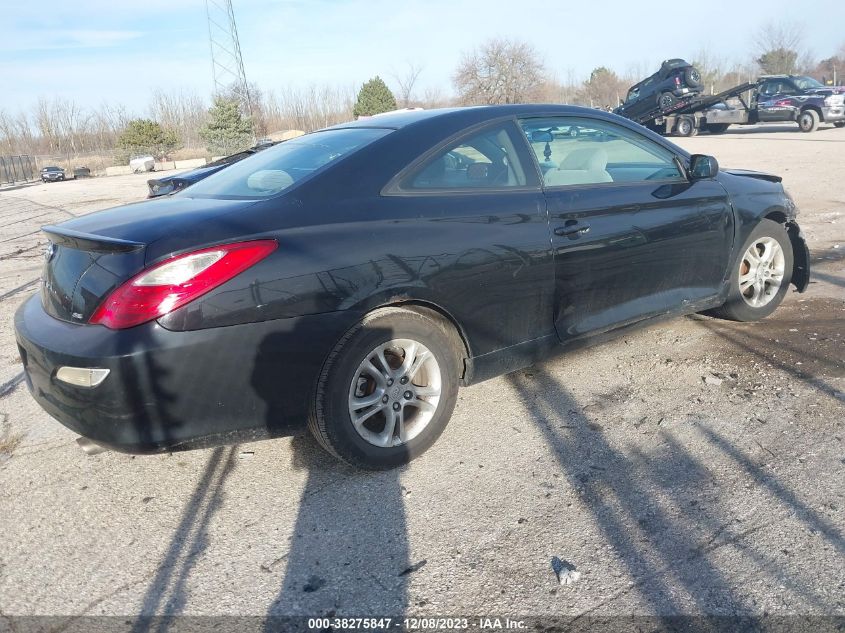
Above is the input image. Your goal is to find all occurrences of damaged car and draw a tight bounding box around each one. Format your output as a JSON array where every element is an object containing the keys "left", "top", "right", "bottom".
[{"left": 15, "top": 105, "right": 810, "bottom": 469}]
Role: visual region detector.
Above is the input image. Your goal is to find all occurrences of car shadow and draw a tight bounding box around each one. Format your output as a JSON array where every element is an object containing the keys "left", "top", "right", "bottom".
[
  {"left": 262, "top": 435, "right": 410, "bottom": 628},
  {"left": 506, "top": 366, "right": 837, "bottom": 617},
  {"left": 252, "top": 322, "right": 412, "bottom": 628},
  {"left": 129, "top": 445, "right": 238, "bottom": 633}
]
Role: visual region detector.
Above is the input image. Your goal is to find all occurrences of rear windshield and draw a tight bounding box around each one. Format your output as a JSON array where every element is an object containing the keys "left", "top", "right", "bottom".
[{"left": 180, "top": 127, "right": 391, "bottom": 199}]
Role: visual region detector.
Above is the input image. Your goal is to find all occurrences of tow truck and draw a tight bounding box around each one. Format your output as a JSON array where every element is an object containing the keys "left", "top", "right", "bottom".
[{"left": 617, "top": 76, "right": 845, "bottom": 136}]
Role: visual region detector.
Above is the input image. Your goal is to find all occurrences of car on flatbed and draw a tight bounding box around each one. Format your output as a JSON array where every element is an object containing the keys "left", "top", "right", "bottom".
[
  {"left": 15, "top": 105, "right": 810, "bottom": 469},
  {"left": 615, "top": 59, "right": 703, "bottom": 120}
]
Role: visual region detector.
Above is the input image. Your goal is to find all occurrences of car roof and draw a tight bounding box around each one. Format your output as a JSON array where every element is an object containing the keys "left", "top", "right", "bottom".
[{"left": 326, "top": 104, "right": 617, "bottom": 131}]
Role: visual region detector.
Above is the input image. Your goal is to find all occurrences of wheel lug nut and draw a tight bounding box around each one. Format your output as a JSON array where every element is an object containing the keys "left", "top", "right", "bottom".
[
  {"left": 392, "top": 402, "right": 400, "bottom": 411},
  {"left": 382, "top": 395, "right": 389, "bottom": 403},
  {"left": 404, "top": 391, "right": 412, "bottom": 399},
  {"left": 400, "top": 377, "right": 408, "bottom": 384},
  {"left": 386, "top": 378, "right": 394, "bottom": 386}
]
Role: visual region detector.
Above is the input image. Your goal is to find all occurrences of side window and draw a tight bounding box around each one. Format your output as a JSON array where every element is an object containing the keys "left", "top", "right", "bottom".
[
  {"left": 406, "top": 124, "right": 528, "bottom": 190},
  {"left": 519, "top": 117, "right": 685, "bottom": 187}
]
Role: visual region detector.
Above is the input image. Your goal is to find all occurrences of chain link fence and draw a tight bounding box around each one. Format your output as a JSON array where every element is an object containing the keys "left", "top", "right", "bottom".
[{"left": 0, "top": 155, "right": 37, "bottom": 186}]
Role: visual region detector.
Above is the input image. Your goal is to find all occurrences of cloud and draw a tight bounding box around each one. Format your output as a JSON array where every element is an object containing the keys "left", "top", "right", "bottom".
[{"left": 0, "top": 29, "right": 144, "bottom": 52}]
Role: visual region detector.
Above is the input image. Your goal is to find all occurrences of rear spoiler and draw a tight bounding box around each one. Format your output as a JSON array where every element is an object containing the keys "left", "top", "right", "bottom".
[{"left": 42, "top": 225, "right": 145, "bottom": 254}]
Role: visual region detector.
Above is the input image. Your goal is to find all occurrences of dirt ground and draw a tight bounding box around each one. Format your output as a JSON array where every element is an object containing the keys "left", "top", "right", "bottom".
[{"left": 0, "top": 123, "right": 842, "bottom": 628}]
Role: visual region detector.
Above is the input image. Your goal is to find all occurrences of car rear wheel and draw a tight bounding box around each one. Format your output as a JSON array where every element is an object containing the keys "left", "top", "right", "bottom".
[
  {"left": 797, "top": 109, "right": 820, "bottom": 133},
  {"left": 309, "top": 307, "right": 460, "bottom": 469},
  {"left": 684, "top": 67, "right": 703, "bottom": 89},
  {"left": 708, "top": 219, "right": 793, "bottom": 322},
  {"left": 658, "top": 92, "right": 677, "bottom": 110},
  {"left": 675, "top": 116, "right": 695, "bottom": 136}
]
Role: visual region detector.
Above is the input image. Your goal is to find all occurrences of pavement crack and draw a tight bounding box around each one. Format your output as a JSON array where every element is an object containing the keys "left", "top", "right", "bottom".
[
  {"left": 0, "top": 373, "right": 25, "bottom": 399},
  {"left": 0, "top": 279, "right": 38, "bottom": 303}
]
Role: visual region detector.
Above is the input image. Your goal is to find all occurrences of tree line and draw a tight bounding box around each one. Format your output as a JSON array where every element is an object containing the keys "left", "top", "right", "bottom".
[{"left": 1, "top": 22, "right": 841, "bottom": 169}]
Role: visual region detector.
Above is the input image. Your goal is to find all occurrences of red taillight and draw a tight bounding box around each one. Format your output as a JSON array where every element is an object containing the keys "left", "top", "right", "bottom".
[
  {"left": 674, "top": 77, "right": 681, "bottom": 86},
  {"left": 90, "top": 239, "right": 277, "bottom": 329}
]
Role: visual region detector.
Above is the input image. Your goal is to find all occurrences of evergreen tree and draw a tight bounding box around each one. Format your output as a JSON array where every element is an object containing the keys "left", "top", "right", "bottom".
[
  {"left": 353, "top": 77, "right": 398, "bottom": 118},
  {"left": 199, "top": 97, "right": 254, "bottom": 155},
  {"left": 117, "top": 119, "right": 179, "bottom": 160}
]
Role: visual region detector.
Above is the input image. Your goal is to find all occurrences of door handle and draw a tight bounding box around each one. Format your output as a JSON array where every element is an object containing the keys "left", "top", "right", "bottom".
[{"left": 554, "top": 223, "right": 591, "bottom": 237}]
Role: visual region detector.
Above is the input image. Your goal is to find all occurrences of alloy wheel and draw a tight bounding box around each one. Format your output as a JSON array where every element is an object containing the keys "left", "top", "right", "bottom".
[
  {"left": 347, "top": 339, "right": 442, "bottom": 448},
  {"left": 738, "top": 237, "right": 785, "bottom": 308}
]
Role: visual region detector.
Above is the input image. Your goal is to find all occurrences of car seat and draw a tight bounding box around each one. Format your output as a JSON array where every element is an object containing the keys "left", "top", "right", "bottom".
[{"left": 543, "top": 147, "right": 613, "bottom": 186}]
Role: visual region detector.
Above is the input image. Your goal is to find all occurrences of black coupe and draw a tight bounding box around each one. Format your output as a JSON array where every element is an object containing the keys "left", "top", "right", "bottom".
[{"left": 15, "top": 105, "right": 810, "bottom": 469}]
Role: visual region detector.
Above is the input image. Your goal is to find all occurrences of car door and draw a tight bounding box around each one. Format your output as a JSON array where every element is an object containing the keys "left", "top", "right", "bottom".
[
  {"left": 518, "top": 116, "right": 734, "bottom": 343},
  {"left": 382, "top": 120, "right": 554, "bottom": 358},
  {"left": 757, "top": 79, "right": 798, "bottom": 122}
]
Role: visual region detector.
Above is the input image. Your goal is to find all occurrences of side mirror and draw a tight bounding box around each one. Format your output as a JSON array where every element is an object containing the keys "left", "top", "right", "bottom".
[{"left": 689, "top": 154, "right": 719, "bottom": 180}]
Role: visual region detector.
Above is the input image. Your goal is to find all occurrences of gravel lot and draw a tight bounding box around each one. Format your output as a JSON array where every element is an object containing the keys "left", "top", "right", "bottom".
[{"left": 0, "top": 124, "right": 842, "bottom": 626}]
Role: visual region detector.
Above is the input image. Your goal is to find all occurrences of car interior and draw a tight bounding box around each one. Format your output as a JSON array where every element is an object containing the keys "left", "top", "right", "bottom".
[
  {"left": 409, "top": 126, "right": 527, "bottom": 189},
  {"left": 521, "top": 120, "right": 685, "bottom": 186}
]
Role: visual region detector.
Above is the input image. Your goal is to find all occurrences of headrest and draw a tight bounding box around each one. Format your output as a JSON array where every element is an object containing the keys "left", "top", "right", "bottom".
[
  {"left": 559, "top": 148, "right": 608, "bottom": 172},
  {"left": 246, "top": 169, "right": 294, "bottom": 193}
]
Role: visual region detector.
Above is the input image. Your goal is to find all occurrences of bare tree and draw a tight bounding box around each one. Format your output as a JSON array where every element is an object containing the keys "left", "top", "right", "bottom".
[
  {"left": 265, "top": 84, "right": 356, "bottom": 132},
  {"left": 452, "top": 38, "right": 545, "bottom": 105},
  {"left": 149, "top": 88, "right": 208, "bottom": 147},
  {"left": 391, "top": 61, "right": 424, "bottom": 107},
  {"left": 754, "top": 21, "right": 810, "bottom": 74}
]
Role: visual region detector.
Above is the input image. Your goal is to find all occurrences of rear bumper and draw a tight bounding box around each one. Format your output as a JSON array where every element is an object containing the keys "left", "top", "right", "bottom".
[{"left": 14, "top": 295, "right": 359, "bottom": 453}]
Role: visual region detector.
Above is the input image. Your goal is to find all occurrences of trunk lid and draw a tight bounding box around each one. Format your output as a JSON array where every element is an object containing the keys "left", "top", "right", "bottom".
[
  {"left": 41, "top": 228, "right": 146, "bottom": 324},
  {"left": 39, "top": 196, "right": 259, "bottom": 324}
]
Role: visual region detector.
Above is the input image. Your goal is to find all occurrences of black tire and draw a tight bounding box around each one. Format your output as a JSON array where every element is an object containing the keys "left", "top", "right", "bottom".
[
  {"left": 658, "top": 92, "right": 677, "bottom": 110},
  {"left": 684, "top": 67, "right": 703, "bottom": 89},
  {"left": 708, "top": 219, "right": 793, "bottom": 322},
  {"left": 834, "top": 121, "right": 845, "bottom": 128},
  {"left": 706, "top": 123, "right": 730, "bottom": 134},
  {"left": 675, "top": 116, "right": 695, "bottom": 137},
  {"left": 797, "top": 109, "right": 820, "bottom": 133},
  {"left": 308, "top": 307, "right": 461, "bottom": 469}
]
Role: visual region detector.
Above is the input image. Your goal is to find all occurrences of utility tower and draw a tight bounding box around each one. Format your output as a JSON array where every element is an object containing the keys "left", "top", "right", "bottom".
[{"left": 205, "top": 0, "right": 254, "bottom": 123}]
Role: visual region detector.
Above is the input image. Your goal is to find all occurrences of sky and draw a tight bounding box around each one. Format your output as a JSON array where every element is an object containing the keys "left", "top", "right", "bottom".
[{"left": 1, "top": 0, "right": 844, "bottom": 114}]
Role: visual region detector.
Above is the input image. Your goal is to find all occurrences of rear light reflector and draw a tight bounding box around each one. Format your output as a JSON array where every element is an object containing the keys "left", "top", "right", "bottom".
[
  {"left": 89, "top": 239, "right": 277, "bottom": 329},
  {"left": 56, "top": 367, "right": 110, "bottom": 388}
]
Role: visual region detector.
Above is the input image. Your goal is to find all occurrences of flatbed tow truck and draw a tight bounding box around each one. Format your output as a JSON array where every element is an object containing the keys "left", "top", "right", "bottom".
[
  {"left": 628, "top": 82, "right": 758, "bottom": 136},
  {"left": 624, "top": 78, "right": 845, "bottom": 136}
]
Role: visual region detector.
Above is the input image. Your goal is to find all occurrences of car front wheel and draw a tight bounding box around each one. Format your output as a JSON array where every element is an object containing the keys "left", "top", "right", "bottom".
[
  {"left": 309, "top": 307, "right": 460, "bottom": 469},
  {"left": 797, "top": 109, "right": 820, "bottom": 133},
  {"left": 709, "top": 219, "right": 793, "bottom": 322}
]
